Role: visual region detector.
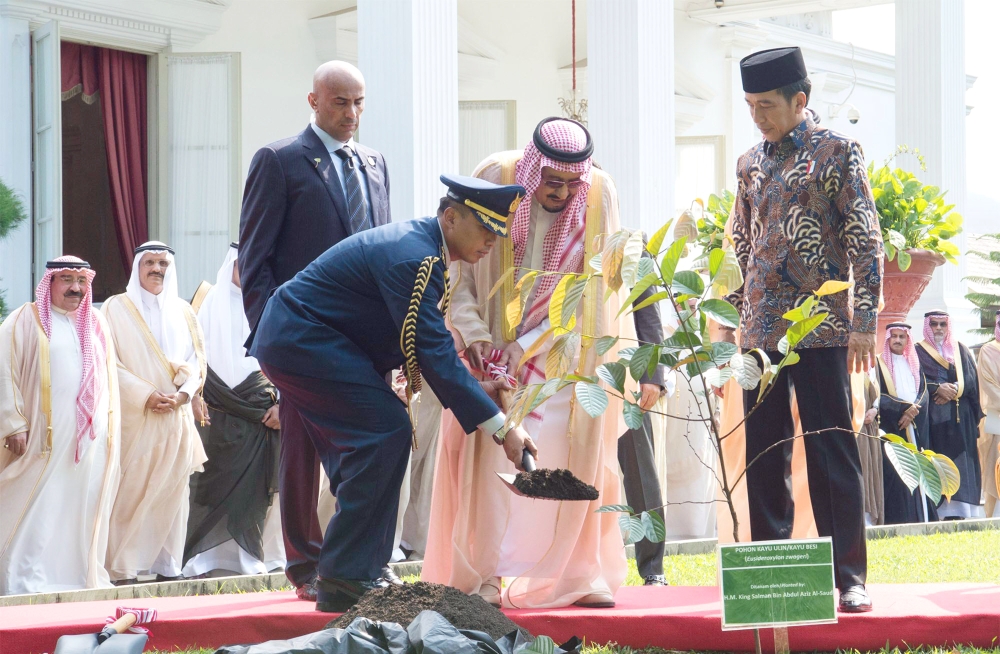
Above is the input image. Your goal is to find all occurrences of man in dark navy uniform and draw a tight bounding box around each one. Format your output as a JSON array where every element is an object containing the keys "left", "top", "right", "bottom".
[{"left": 248, "top": 175, "right": 537, "bottom": 612}]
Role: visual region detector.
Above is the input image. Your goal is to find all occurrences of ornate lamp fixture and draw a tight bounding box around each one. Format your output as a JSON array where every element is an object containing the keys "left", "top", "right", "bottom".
[{"left": 557, "top": 0, "right": 588, "bottom": 125}]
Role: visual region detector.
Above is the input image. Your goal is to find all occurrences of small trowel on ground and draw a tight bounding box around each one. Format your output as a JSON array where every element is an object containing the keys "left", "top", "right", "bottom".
[{"left": 54, "top": 608, "right": 156, "bottom": 654}]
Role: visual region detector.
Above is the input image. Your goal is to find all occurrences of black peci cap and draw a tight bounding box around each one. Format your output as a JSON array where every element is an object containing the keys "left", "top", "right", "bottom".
[{"left": 740, "top": 47, "right": 808, "bottom": 93}]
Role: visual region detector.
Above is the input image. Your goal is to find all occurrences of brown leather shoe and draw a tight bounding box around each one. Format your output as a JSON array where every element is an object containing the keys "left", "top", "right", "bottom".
[{"left": 296, "top": 578, "right": 318, "bottom": 601}]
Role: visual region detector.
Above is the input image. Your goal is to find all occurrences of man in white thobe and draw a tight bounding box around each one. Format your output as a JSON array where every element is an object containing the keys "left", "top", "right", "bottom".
[
  {"left": 102, "top": 241, "right": 208, "bottom": 583},
  {"left": 1, "top": 256, "right": 120, "bottom": 595},
  {"left": 183, "top": 243, "right": 285, "bottom": 576}
]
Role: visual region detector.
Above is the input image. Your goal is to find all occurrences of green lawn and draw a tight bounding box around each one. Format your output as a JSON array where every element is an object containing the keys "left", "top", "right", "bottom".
[{"left": 153, "top": 529, "right": 998, "bottom": 654}]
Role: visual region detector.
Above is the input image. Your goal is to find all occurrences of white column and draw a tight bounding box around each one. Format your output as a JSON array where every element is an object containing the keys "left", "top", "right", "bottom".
[
  {"left": 0, "top": 9, "right": 33, "bottom": 310},
  {"left": 357, "top": 0, "right": 458, "bottom": 222},
  {"left": 895, "top": 0, "right": 973, "bottom": 338},
  {"left": 587, "top": 0, "right": 673, "bottom": 235},
  {"left": 720, "top": 26, "right": 769, "bottom": 190}
]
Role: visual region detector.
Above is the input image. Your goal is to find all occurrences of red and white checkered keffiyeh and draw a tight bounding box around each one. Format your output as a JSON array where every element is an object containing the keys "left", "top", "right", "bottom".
[
  {"left": 105, "top": 606, "right": 157, "bottom": 635},
  {"left": 883, "top": 324, "right": 920, "bottom": 390},
  {"left": 513, "top": 119, "right": 593, "bottom": 335},
  {"left": 923, "top": 312, "right": 957, "bottom": 363},
  {"left": 34, "top": 256, "right": 107, "bottom": 464}
]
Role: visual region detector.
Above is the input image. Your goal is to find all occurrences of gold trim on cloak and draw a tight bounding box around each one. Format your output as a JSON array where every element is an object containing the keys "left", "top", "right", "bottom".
[{"left": 916, "top": 340, "right": 964, "bottom": 423}]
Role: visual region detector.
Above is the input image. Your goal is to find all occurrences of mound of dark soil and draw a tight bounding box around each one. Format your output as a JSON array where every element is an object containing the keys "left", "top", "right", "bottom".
[
  {"left": 513, "top": 468, "right": 599, "bottom": 501},
  {"left": 325, "top": 581, "right": 530, "bottom": 641}
]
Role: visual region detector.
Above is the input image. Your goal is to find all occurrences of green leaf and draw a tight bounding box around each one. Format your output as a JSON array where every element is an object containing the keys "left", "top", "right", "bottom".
[
  {"left": 575, "top": 381, "right": 609, "bottom": 417},
  {"left": 897, "top": 249, "right": 912, "bottom": 271},
  {"left": 673, "top": 270, "right": 705, "bottom": 296},
  {"left": 786, "top": 313, "right": 826, "bottom": 349},
  {"left": 588, "top": 253, "right": 603, "bottom": 274},
  {"left": 620, "top": 230, "right": 646, "bottom": 288},
  {"left": 703, "top": 365, "right": 732, "bottom": 388},
  {"left": 646, "top": 219, "right": 674, "bottom": 257},
  {"left": 629, "top": 344, "right": 656, "bottom": 381},
  {"left": 523, "top": 635, "right": 556, "bottom": 654},
  {"left": 782, "top": 350, "right": 800, "bottom": 366},
  {"left": 883, "top": 440, "right": 921, "bottom": 493},
  {"left": 708, "top": 248, "right": 726, "bottom": 279},
  {"left": 595, "top": 335, "right": 619, "bottom": 356},
  {"left": 659, "top": 237, "right": 688, "bottom": 285},
  {"left": 711, "top": 341, "right": 738, "bottom": 365},
  {"left": 623, "top": 401, "right": 644, "bottom": 430},
  {"left": 731, "top": 352, "right": 763, "bottom": 390},
  {"left": 561, "top": 275, "right": 589, "bottom": 327},
  {"left": 640, "top": 510, "right": 666, "bottom": 543},
  {"left": 548, "top": 274, "right": 577, "bottom": 329},
  {"left": 926, "top": 450, "right": 961, "bottom": 499},
  {"left": 700, "top": 298, "right": 740, "bottom": 328},
  {"left": 777, "top": 335, "right": 789, "bottom": 355},
  {"left": 596, "top": 361, "right": 627, "bottom": 393},
  {"left": 617, "top": 272, "right": 662, "bottom": 318},
  {"left": 631, "top": 290, "right": 671, "bottom": 313},
  {"left": 545, "top": 331, "right": 580, "bottom": 379},
  {"left": 485, "top": 266, "right": 516, "bottom": 302},
  {"left": 662, "top": 330, "right": 702, "bottom": 351},
  {"left": 637, "top": 256, "right": 656, "bottom": 280},
  {"left": 686, "top": 359, "right": 715, "bottom": 378},
  {"left": 595, "top": 504, "right": 634, "bottom": 514},
  {"left": 814, "top": 279, "right": 852, "bottom": 297},
  {"left": 618, "top": 513, "right": 646, "bottom": 546},
  {"left": 915, "top": 452, "right": 943, "bottom": 502}
]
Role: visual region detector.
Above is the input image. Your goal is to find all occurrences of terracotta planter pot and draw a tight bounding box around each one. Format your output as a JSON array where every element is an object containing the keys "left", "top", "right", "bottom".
[{"left": 877, "top": 249, "right": 946, "bottom": 351}]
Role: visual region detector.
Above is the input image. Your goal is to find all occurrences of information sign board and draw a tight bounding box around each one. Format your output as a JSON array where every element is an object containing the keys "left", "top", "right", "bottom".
[{"left": 718, "top": 537, "right": 837, "bottom": 630}]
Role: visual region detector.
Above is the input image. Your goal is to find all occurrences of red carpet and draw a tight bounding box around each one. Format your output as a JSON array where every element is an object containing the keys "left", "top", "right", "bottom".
[{"left": 2, "top": 584, "right": 997, "bottom": 653}]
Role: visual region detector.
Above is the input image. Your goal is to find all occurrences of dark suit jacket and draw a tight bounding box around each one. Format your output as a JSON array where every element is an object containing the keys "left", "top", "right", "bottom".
[
  {"left": 247, "top": 217, "right": 497, "bottom": 434},
  {"left": 239, "top": 125, "right": 391, "bottom": 330}
]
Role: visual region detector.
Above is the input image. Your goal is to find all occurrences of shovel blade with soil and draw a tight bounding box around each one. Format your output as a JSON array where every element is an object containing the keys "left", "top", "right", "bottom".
[
  {"left": 493, "top": 390, "right": 598, "bottom": 502},
  {"left": 495, "top": 450, "right": 599, "bottom": 502}
]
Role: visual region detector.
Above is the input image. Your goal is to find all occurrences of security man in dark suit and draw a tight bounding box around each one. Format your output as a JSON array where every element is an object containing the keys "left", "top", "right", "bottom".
[
  {"left": 248, "top": 175, "right": 538, "bottom": 612},
  {"left": 238, "top": 61, "right": 391, "bottom": 599}
]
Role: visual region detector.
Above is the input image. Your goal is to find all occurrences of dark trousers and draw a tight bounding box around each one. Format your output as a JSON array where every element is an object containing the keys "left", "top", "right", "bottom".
[
  {"left": 276, "top": 399, "right": 324, "bottom": 587},
  {"left": 618, "top": 413, "right": 665, "bottom": 578},
  {"left": 743, "top": 346, "right": 867, "bottom": 590},
  {"left": 263, "top": 364, "right": 411, "bottom": 581}
]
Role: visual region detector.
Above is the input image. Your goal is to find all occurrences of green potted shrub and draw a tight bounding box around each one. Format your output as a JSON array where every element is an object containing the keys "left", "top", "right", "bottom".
[
  {"left": 868, "top": 146, "right": 963, "bottom": 336},
  {"left": 0, "top": 177, "right": 29, "bottom": 318}
]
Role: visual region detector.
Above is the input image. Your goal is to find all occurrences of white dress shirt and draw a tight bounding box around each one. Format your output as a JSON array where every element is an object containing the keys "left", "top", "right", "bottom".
[
  {"left": 891, "top": 353, "right": 918, "bottom": 403},
  {"left": 140, "top": 287, "right": 201, "bottom": 399},
  {"left": 310, "top": 122, "right": 373, "bottom": 227}
]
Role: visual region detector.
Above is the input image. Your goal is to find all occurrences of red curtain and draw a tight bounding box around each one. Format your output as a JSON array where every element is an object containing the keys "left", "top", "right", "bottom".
[{"left": 61, "top": 43, "right": 148, "bottom": 271}]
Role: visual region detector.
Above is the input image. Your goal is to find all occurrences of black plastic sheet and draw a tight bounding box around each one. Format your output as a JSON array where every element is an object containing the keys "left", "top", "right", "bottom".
[{"left": 212, "top": 610, "right": 578, "bottom": 654}]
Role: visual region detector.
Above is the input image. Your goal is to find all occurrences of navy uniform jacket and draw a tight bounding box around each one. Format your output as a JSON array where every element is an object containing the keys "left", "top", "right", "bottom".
[
  {"left": 239, "top": 125, "right": 392, "bottom": 331},
  {"left": 247, "top": 217, "right": 497, "bottom": 434}
]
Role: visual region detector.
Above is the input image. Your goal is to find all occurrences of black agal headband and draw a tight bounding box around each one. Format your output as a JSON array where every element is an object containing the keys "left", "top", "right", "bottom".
[
  {"left": 134, "top": 243, "right": 175, "bottom": 256},
  {"left": 532, "top": 117, "right": 594, "bottom": 163},
  {"left": 46, "top": 259, "right": 91, "bottom": 269}
]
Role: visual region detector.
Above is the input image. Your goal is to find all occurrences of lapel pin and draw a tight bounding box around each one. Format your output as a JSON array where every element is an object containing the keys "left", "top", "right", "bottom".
[
  {"left": 368, "top": 156, "right": 377, "bottom": 167},
  {"left": 314, "top": 158, "right": 321, "bottom": 169}
]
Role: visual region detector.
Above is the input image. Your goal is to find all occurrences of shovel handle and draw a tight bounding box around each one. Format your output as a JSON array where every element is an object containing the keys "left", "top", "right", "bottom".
[
  {"left": 97, "top": 613, "right": 137, "bottom": 644},
  {"left": 521, "top": 449, "right": 537, "bottom": 472},
  {"left": 498, "top": 388, "right": 514, "bottom": 413}
]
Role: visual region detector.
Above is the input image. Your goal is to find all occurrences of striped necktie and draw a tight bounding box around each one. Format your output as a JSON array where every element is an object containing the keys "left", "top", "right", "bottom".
[{"left": 334, "top": 146, "right": 371, "bottom": 234}]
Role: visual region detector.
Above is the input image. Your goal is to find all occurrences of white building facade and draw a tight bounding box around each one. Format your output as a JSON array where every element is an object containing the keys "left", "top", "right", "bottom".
[{"left": 0, "top": 0, "right": 979, "bottom": 337}]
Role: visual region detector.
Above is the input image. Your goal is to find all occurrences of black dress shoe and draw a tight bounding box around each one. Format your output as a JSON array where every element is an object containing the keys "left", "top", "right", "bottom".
[
  {"left": 643, "top": 575, "right": 668, "bottom": 586},
  {"left": 296, "top": 578, "right": 318, "bottom": 601},
  {"left": 315, "top": 577, "right": 386, "bottom": 612},
  {"left": 155, "top": 574, "right": 184, "bottom": 582},
  {"left": 381, "top": 565, "right": 404, "bottom": 586},
  {"left": 838, "top": 584, "right": 873, "bottom": 613},
  {"left": 113, "top": 578, "right": 138, "bottom": 586}
]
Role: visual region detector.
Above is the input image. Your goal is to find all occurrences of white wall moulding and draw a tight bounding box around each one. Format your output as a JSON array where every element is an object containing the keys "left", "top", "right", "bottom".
[
  {"left": 0, "top": 0, "right": 230, "bottom": 52},
  {"left": 31, "top": 19, "right": 62, "bottom": 285},
  {"left": 683, "top": 0, "right": 892, "bottom": 24}
]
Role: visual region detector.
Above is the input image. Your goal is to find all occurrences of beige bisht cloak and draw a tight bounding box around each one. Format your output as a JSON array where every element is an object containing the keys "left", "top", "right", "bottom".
[
  {"left": 101, "top": 294, "right": 208, "bottom": 580},
  {"left": 0, "top": 304, "right": 120, "bottom": 593},
  {"left": 423, "top": 151, "right": 633, "bottom": 609},
  {"left": 978, "top": 340, "right": 1000, "bottom": 517}
]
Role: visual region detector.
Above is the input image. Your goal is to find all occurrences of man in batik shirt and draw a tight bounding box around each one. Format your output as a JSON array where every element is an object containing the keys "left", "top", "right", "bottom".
[{"left": 724, "top": 47, "right": 884, "bottom": 612}]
